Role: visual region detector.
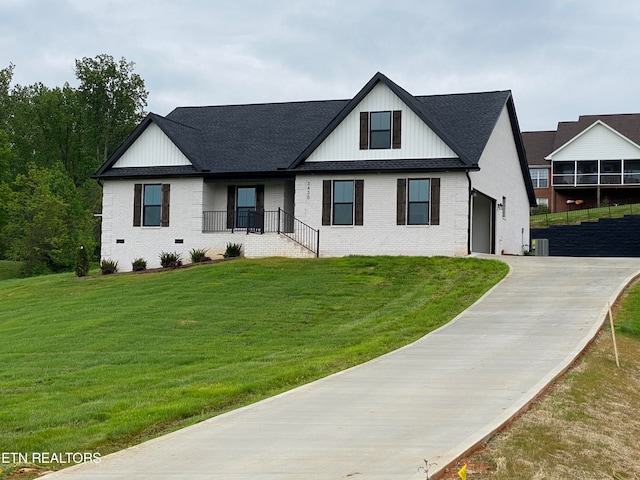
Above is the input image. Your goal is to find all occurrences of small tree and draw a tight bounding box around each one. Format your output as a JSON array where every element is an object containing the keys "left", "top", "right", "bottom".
[{"left": 75, "top": 245, "right": 89, "bottom": 277}]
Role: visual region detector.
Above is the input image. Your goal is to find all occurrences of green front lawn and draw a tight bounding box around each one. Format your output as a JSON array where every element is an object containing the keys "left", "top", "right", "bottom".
[
  {"left": 0, "top": 260, "right": 22, "bottom": 281},
  {"left": 0, "top": 256, "right": 507, "bottom": 468}
]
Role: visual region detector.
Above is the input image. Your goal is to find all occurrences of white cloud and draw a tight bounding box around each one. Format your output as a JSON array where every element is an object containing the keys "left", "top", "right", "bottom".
[{"left": 2, "top": 0, "right": 640, "bottom": 130}]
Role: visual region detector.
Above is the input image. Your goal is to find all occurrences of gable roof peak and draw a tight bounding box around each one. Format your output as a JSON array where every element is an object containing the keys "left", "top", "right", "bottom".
[{"left": 289, "top": 72, "right": 474, "bottom": 168}]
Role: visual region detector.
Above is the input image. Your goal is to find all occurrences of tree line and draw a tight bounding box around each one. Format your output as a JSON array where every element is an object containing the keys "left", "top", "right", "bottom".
[{"left": 0, "top": 54, "right": 148, "bottom": 276}]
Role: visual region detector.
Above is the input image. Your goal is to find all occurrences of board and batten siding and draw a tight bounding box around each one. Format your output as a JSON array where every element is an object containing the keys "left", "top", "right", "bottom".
[
  {"left": 112, "top": 123, "right": 192, "bottom": 168},
  {"left": 549, "top": 122, "right": 640, "bottom": 161},
  {"left": 306, "top": 83, "right": 457, "bottom": 162}
]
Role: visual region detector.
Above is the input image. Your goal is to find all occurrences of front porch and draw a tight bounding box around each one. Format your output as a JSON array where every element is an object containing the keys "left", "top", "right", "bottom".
[{"left": 202, "top": 208, "right": 320, "bottom": 257}]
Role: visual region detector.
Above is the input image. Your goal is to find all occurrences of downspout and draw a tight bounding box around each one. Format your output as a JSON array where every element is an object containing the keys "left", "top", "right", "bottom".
[{"left": 466, "top": 171, "right": 472, "bottom": 255}]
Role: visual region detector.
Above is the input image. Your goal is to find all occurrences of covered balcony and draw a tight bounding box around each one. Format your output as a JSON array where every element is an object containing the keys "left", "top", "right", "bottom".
[{"left": 552, "top": 159, "right": 640, "bottom": 186}]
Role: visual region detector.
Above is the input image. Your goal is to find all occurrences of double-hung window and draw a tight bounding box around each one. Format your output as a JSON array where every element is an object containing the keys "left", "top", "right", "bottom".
[
  {"left": 133, "top": 183, "right": 170, "bottom": 227},
  {"left": 322, "top": 180, "right": 364, "bottom": 226},
  {"left": 369, "top": 112, "right": 392, "bottom": 149},
  {"left": 143, "top": 184, "right": 162, "bottom": 226},
  {"left": 529, "top": 168, "right": 548, "bottom": 188},
  {"left": 333, "top": 180, "right": 354, "bottom": 225},
  {"left": 407, "top": 179, "right": 430, "bottom": 225},
  {"left": 360, "top": 110, "right": 402, "bottom": 150},
  {"left": 397, "top": 178, "right": 440, "bottom": 226}
]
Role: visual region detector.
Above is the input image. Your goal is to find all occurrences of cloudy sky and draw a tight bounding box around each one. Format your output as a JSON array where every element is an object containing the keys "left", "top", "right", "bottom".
[{"left": 1, "top": 0, "right": 639, "bottom": 132}]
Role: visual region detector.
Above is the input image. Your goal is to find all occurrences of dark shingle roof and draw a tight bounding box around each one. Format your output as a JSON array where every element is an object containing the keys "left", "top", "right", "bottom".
[
  {"left": 554, "top": 114, "right": 640, "bottom": 151},
  {"left": 293, "top": 158, "right": 470, "bottom": 173},
  {"left": 166, "top": 100, "right": 348, "bottom": 173},
  {"left": 97, "top": 165, "right": 200, "bottom": 178},
  {"left": 522, "top": 131, "right": 555, "bottom": 166},
  {"left": 94, "top": 73, "right": 525, "bottom": 188},
  {"left": 416, "top": 91, "right": 512, "bottom": 166}
]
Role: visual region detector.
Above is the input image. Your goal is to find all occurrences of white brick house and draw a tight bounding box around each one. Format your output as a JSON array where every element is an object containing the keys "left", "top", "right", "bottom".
[{"left": 94, "top": 73, "right": 536, "bottom": 271}]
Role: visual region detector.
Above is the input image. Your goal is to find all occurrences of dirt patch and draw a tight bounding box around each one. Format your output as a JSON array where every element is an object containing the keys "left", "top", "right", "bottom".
[{"left": 179, "top": 319, "right": 198, "bottom": 325}]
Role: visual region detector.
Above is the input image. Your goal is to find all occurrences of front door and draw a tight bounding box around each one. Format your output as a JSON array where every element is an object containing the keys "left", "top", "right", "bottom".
[{"left": 236, "top": 186, "right": 257, "bottom": 228}]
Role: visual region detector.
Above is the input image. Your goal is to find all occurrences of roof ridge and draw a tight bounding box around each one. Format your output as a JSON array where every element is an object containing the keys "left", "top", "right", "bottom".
[
  {"left": 415, "top": 90, "right": 512, "bottom": 99},
  {"left": 150, "top": 112, "right": 201, "bottom": 131},
  {"left": 169, "top": 98, "right": 350, "bottom": 112}
]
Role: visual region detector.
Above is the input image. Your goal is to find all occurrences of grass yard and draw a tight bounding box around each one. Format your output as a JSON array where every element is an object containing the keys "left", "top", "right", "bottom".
[
  {"left": 530, "top": 202, "right": 640, "bottom": 228},
  {"left": 0, "top": 261, "right": 21, "bottom": 281},
  {"left": 0, "top": 256, "right": 507, "bottom": 475}
]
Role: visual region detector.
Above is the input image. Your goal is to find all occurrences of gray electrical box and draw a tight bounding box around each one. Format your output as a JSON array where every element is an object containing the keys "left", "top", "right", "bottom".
[{"left": 532, "top": 238, "right": 549, "bottom": 256}]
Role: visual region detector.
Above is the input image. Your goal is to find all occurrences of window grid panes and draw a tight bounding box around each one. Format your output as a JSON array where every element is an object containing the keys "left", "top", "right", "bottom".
[
  {"left": 143, "top": 184, "right": 161, "bottom": 226},
  {"left": 529, "top": 168, "right": 548, "bottom": 188},
  {"left": 369, "top": 111, "right": 391, "bottom": 149},
  {"left": 552, "top": 159, "right": 640, "bottom": 186},
  {"left": 333, "top": 180, "right": 354, "bottom": 225},
  {"left": 236, "top": 187, "right": 256, "bottom": 228},
  {"left": 624, "top": 160, "right": 640, "bottom": 184},
  {"left": 407, "top": 179, "right": 430, "bottom": 225}
]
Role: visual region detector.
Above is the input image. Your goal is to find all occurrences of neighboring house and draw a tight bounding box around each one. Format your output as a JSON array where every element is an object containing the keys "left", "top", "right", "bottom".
[
  {"left": 524, "top": 114, "right": 640, "bottom": 213},
  {"left": 523, "top": 130, "right": 555, "bottom": 211},
  {"left": 94, "top": 72, "right": 536, "bottom": 271}
]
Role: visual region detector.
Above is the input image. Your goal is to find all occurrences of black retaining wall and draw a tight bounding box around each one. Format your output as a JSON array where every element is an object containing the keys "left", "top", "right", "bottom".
[{"left": 530, "top": 215, "right": 640, "bottom": 257}]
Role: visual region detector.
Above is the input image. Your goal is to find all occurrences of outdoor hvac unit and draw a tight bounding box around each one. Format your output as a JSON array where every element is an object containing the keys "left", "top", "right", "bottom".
[{"left": 532, "top": 238, "right": 549, "bottom": 256}]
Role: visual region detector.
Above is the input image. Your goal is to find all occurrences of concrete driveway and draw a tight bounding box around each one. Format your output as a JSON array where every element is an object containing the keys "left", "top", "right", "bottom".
[{"left": 45, "top": 256, "right": 640, "bottom": 479}]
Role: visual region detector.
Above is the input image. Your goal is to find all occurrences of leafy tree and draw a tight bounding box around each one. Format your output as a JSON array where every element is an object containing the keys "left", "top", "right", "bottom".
[
  {"left": 0, "top": 65, "right": 16, "bottom": 186},
  {"left": 0, "top": 129, "right": 13, "bottom": 183},
  {"left": 4, "top": 164, "right": 94, "bottom": 275},
  {"left": 0, "top": 64, "right": 14, "bottom": 126},
  {"left": 6, "top": 83, "right": 87, "bottom": 182},
  {"left": 75, "top": 54, "right": 148, "bottom": 168},
  {"left": 0, "top": 56, "right": 147, "bottom": 270},
  {"left": 0, "top": 181, "right": 9, "bottom": 258}
]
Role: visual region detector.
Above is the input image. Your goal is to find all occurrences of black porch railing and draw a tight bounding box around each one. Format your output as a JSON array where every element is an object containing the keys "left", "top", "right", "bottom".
[{"left": 202, "top": 209, "right": 319, "bottom": 257}]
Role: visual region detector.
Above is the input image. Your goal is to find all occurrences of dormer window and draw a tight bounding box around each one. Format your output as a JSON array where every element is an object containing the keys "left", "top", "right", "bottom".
[
  {"left": 360, "top": 110, "right": 402, "bottom": 150},
  {"left": 370, "top": 112, "right": 391, "bottom": 149}
]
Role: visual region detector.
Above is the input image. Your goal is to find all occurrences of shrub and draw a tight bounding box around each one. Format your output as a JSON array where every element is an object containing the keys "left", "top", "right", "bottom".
[
  {"left": 159, "top": 251, "right": 182, "bottom": 268},
  {"left": 131, "top": 258, "right": 147, "bottom": 272},
  {"left": 223, "top": 242, "right": 242, "bottom": 258},
  {"left": 100, "top": 258, "right": 118, "bottom": 275},
  {"left": 531, "top": 205, "right": 550, "bottom": 215},
  {"left": 75, "top": 245, "right": 89, "bottom": 277},
  {"left": 189, "top": 248, "right": 211, "bottom": 263}
]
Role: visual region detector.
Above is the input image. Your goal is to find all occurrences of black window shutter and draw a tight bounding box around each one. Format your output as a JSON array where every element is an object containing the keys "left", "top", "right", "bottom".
[
  {"left": 354, "top": 179, "right": 364, "bottom": 226},
  {"left": 359, "top": 112, "right": 369, "bottom": 150},
  {"left": 396, "top": 179, "right": 406, "bottom": 225},
  {"left": 322, "top": 180, "right": 331, "bottom": 225},
  {"left": 133, "top": 184, "right": 142, "bottom": 227},
  {"left": 161, "top": 184, "right": 170, "bottom": 227},
  {"left": 430, "top": 178, "right": 440, "bottom": 225},
  {"left": 256, "top": 185, "right": 265, "bottom": 232},
  {"left": 392, "top": 110, "right": 402, "bottom": 149},
  {"left": 227, "top": 185, "right": 236, "bottom": 229}
]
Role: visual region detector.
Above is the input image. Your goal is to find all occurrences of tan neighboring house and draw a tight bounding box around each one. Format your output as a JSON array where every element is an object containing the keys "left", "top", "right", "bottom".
[{"left": 524, "top": 114, "right": 640, "bottom": 213}]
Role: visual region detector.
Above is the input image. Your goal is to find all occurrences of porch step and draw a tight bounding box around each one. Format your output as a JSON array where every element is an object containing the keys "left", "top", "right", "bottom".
[{"left": 243, "top": 232, "right": 316, "bottom": 259}]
